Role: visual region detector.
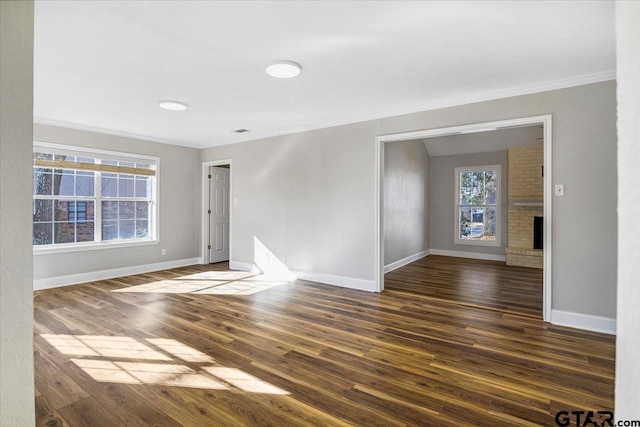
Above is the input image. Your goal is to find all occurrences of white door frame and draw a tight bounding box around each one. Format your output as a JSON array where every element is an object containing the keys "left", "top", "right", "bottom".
[
  {"left": 201, "top": 159, "right": 233, "bottom": 265},
  {"left": 375, "top": 114, "right": 553, "bottom": 322}
]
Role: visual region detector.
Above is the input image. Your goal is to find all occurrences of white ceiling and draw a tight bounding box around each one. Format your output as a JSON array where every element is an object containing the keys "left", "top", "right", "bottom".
[{"left": 34, "top": 1, "right": 615, "bottom": 149}]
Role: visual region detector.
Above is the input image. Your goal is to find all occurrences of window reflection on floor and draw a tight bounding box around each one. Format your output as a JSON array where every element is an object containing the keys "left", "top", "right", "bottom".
[
  {"left": 112, "top": 270, "right": 290, "bottom": 295},
  {"left": 41, "top": 334, "right": 289, "bottom": 395}
]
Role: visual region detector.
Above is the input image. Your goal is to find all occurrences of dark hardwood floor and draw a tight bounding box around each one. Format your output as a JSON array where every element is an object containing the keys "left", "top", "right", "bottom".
[{"left": 34, "top": 256, "right": 614, "bottom": 426}]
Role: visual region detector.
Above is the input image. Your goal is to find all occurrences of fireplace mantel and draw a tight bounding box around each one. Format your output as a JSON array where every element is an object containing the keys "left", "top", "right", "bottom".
[{"left": 510, "top": 198, "right": 543, "bottom": 207}]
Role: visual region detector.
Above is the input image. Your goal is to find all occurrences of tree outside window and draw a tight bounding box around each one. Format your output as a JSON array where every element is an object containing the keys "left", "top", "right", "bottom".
[
  {"left": 33, "top": 145, "right": 157, "bottom": 249},
  {"left": 455, "top": 165, "right": 500, "bottom": 246}
]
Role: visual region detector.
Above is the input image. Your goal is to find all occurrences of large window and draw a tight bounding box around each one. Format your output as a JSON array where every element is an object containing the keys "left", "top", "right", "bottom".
[
  {"left": 33, "top": 143, "right": 158, "bottom": 250},
  {"left": 455, "top": 165, "right": 500, "bottom": 246}
]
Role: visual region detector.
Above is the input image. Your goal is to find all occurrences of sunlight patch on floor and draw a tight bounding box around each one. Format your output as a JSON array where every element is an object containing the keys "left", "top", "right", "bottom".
[
  {"left": 112, "top": 272, "right": 289, "bottom": 295},
  {"left": 193, "top": 280, "right": 288, "bottom": 295},
  {"left": 71, "top": 359, "right": 229, "bottom": 389},
  {"left": 178, "top": 271, "right": 256, "bottom": 281},
  {"left": 204, "top": 367, "right": 289, "bottom": 395},
  {"left": 41, "top": 334, "right": 171, "bottom": 360},
  {"left": 145, "top": 338, "right": 214, "bottom": 363},
  {"left": 42, "top": 333, "right": 289, "bottom": 395}
]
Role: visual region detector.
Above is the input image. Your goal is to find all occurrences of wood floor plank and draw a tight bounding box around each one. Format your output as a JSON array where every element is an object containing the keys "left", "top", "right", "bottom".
[
  {"left": 33, "top": 350, "right": 89, "bottom": 410},
  {"left": 34, "top": 256, "right": 615, "bottom": 426},
  {"left": 56, "top": 397, "right": 129, "bottom": 427},
  {"left": 35, "top": 395, "right": 69, "bottom": 427}
]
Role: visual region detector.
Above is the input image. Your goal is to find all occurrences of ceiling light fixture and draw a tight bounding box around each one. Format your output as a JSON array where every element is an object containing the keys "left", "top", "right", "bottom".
[
  {"left": 158, "top": 100, "right": 188, "bottom": 111},
  {"left": 265, "top": 60, "right": 302, "bottom": 78}
]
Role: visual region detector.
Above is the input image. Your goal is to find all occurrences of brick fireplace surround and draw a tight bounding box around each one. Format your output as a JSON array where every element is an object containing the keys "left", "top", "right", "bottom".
[{"left": 506, "top": 145, "right": 543, "bottom": 269}]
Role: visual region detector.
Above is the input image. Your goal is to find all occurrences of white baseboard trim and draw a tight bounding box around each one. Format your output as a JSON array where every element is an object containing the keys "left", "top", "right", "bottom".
[
  {"left": 228, "top": 261, "right": 375, "bottom": 292},
  {"left": 33, "top": 257, "right": 202, "bottom": 291},
  {"left": 429, "top": 249, "right": 506, "bottom": 262},
  {"left": 228, "top": 261, "right": 261, "bottom": 273},
  {"left": 293, "top": 271, "right": 377, "bottom": 292},
  {"left": 550, "top": 309, "right": 616, "bottom": 335},
  {"left": 384, "top": 249, "right": 430, "bottom": 273}
]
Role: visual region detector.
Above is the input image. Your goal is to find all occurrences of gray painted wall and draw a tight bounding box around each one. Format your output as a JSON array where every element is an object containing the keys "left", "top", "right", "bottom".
[
  {"left": 384, "top": 140, "right": 429, "bottom": 266},
  {"left": 615, "top": 1, "right": 640, "bottom": 418},
  {"left": 202, "top": 80, "right": 617, "bottom": 319},
  {"left": 429, "top": 151, "right": 508, "bottom": 255},
  {"left": 0, "top": 1, "right": 36, "bottom": 424},
  {"left": 33, "top": 125, "right": 201, "bottom": 281},
  {"left": 202, "top": 122, "right": 377, "bottom": 281}
]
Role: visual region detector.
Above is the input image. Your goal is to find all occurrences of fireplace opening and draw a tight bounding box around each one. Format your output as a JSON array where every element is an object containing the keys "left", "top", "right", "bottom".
[{"left": 533, "top": 216, "right": 543, "bottom": 250}]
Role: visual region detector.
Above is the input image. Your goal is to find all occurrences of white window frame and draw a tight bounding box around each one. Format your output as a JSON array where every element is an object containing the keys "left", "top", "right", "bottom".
[
  {"left": 454, "top": 165, "right": 501, "bottom": 247},
  {"left": 33, "top": 142, "right": 160, "bottom": 255}
]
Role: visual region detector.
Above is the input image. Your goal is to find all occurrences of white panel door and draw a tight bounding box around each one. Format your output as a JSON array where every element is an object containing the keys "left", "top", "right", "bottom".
[{"left": 209, "top": 166, "right": 230, "bottom": 263}]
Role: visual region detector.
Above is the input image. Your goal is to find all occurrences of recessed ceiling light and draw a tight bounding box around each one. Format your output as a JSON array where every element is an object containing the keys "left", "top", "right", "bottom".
[
  {"left": 265, "top": 61, "right": 302, "bottom": 78},
  {"left": 158, "top": 100, "right": 188, "bottom": 111}
]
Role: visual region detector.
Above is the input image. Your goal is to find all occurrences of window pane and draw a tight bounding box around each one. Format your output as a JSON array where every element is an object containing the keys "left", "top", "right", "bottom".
[
  {"left": 135, "top": 201, "right": 148, "bottom": 219},
  {"left": 55, "top": 200, "right": 72, "bottom": 221},
  {"left": 54, "top": 222, "right": 76, "bottom": 244},
  {"left": 460, "top": 172, "right": 485, "bottom": 205},
  {"left": 119, "top": 220, "right": 135, "bottom": 239},
  {"left": 53, "top": 174, "right": 75, "bottom": 196},
  {"left": 458, "top": 207, "right": 497, "bottom": 241},
  {"left": 459, "top": 208, "right": 472, "bottom": 238},
  {"left": 483, "top": 171, "right": 497, "bottom": 204},
  {"left": 102, "top": 201, "right": 119, "bottom": 220},
  {"left": 101, "top": 174, "right": 117, "bottom": 197},
  {"left": 76, "top": 221, "right": 94, "bottom": 242},
  {"left": 34, "top": 170, "right": 53, "bottom": 195},
  {"left": 134, "top": 177, "right": 148, "bottom": 198},
  {"left": 102, "top": 221, "right": 118, "bottom": 241},
  {"left": 118, "top": 178, "right": 135, "bottom": 197},
  {"left": 136, "top": 220, "right": 149, "bottom": 238},
  {"left": 119, "top": 201, "right": 135, "bottom": 219},
  {"left": 101, "top": 202, "right": 139, "bottom": 241},
  {"left": 33, "top": 223, "right": 52, "bottom": 245},
  {"left": 483, "top": 207, "right": 497, "bottom": 239},
  {"left": 33, "top": 199, "right": 53, "bottom": 222},
  {"left": 75, "top": 201, "right": 94, "bottom": 222},
  {"left": 76, "top": 175, "right": 94, "bottom": 196},
  {"left": 35, "top": 152, "right": 53, "bottom": 161}
]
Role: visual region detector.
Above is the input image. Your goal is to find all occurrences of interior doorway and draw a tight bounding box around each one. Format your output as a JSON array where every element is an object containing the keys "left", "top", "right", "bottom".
[
  {"left": 201, "top": 160, "right": 232, "bottom": 265},
  {"left": 375, "top": 115, "right": 553, "bottom": 321},
  {"left": 208, "top": 165, "right": 230, "bottom": 263}
]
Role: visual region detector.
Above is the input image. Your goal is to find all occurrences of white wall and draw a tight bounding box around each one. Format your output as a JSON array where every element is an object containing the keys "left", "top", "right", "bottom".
[
  {"left": 615, "top": 0, "right": 640, "bottom": 419},
  {"left": 202, "top": 81, "right": 617, "bottom": 319},
  {"left": 429, "top": 150, "right": 508, "bottom": 256},
  {"left": 33, "top": 125, "right": 202, "bottom": 287},
  {"left": 384, "top": 139, "right": 429, "bottom": 266},
  {"left": 0, "top": 1, "right": 36, "bottom": 425}
]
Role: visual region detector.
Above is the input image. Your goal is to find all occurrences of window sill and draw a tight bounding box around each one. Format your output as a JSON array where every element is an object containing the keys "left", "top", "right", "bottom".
[
  {"left": 454, "top": 239, "right": 501, "bottom": 247},
  {"left": 33, "top": 239, "right": 159, "bottom": 255}
]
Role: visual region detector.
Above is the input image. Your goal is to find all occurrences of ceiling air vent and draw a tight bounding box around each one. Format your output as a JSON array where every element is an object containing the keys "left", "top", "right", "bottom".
[{"left": 233, "top": 129, "right": 249, "bottom": 133}]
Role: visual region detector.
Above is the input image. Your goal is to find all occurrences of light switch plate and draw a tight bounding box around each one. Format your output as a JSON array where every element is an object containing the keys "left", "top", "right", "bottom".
[{"left": 554, "top": 184, "right": 565, "bottom": 196}]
